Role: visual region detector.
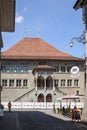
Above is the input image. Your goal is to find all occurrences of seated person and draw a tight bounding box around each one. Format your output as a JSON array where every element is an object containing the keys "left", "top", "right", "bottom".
[{"left": 72, "top": 106, "right": 82, "bottom": 121}]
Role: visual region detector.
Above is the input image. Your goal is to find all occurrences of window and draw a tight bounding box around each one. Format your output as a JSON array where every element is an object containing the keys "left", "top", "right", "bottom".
[
  {"left": 54, "top": 66, "right": 59, "bottom": 72},
  {"left": 16, "top": 80, "right": 21, "bottom": 87},
  {"left": 2, "top": 66, "right": 7, "bottom": 72},
  {"left": 23, "top": 79, "right": 28, "bottom": 87},
  {"left": 67, "top": 79, "right": 72, "bottom": 86},
  {"left": 9, "top": 80, "right": 14, "bottom": 87},
  {"left": 67, "top": 66, "right": 71, "bottom": 72},
  {"left": 2, "top": 80, "right": 7, "bottom": 86},
  {"left": 16, "top": 66, "right": 22, "bottom": 72},
  {"left": 61, "top": 79, "right": 65, "bottom": 86},
  {"left": 39, "top": 61, "right": 46, "bottom": 65},
  {"left": 76, "top": 90, "right": 79, "bottom": 95},
  {"left": 23, "top": 66, "right": 29, "bottom": 72},
  {"left": 54, "top": 80, "right": 59, "bottom": 87},
  {"left": 74, "top": 79, "right": 79, "bottom": 86},
  {"left": 61, "top": 66, "right": 65, "bottom": 72},
  {"left": 10, "top": 66, "right": 15, "bottom": 72}
]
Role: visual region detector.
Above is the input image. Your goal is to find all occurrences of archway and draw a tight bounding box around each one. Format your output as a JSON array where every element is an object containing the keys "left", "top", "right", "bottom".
[
  {"left": 46, "top": 76, "right": 53, "bottom": 90},
  {"left": 38, "top": 94, "right": 44, "bottom": 102},
  {"left": 37, "top": 76, "right": 44, "bottom": 90},
  {"left": 46, "top": 94, "right": 52, "bottom": 102}
]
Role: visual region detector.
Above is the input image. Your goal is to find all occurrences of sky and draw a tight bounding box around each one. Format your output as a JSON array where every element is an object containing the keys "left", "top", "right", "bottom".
[{"left": 2, "top": 0, "right": 86, "bottom": 58}]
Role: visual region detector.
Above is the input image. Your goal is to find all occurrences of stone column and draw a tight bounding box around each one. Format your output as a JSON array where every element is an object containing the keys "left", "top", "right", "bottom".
[
  {"left": 7, "top": 79, "right": 9, "bottom": 87},
  {"left": 82, "top": 23, "right": 87, "bottom": 122},
  {"left": 53, "top": 78, "right": 55, "bottom": 91},
  {"left": 0, "top": 34, "right": 2, "bottom": 103},
  {"left": 14, "top": 79, "right": 16, "bottom": 87},
  {"left": 35, "top": 75, "right": 37, "bottom": 91},
  {"left": 0, "top": 86, "right": 2, "bottom": 103},
  {"left": 44, "top": 77, "right": 46, "bottom": 91},
  {"left": 21, "top": 79, "right": 23, "bottom": 87}
]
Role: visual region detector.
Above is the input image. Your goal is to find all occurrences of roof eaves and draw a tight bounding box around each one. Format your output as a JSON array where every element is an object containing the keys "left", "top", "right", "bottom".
[
  {"left": 1, "top": 55, "right": 84, "bottom": 61},
  {"left": 73, "top": 0, "right": 87, "bottom": 10},
  {"left": 0, "top": 32, "right": 3, "bottom": 48}
]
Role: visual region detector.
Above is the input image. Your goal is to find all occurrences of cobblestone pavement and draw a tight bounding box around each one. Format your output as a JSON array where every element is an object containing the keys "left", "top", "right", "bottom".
[
  {"left": 0, "top": 109, "right": 87, "bottom": 130},
  {"left": 42, "top": 110, "right": 87, "bottom": 129}
]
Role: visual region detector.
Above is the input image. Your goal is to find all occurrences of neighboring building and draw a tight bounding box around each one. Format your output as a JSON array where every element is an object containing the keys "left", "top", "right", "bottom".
[
  {"left": 0, "top": 0, "right": 15, "bottom": 48},
  {"left": 1, "top": 37, "right": 85, "bottom": 102},
  {"left": 0, "top": 0, "right": 16, "bottom": 103},
  {"left": 74, "top": 0, "right": 87, "bottom": 123},
  {"left": 73, "top": 0, "right": 87, "bottom": 9}
]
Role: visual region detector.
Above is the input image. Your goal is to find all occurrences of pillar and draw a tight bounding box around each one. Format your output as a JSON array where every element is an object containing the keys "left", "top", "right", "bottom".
[
  {"left": 53, "top": 78, "right": 55, "bottom": 91},
  {"left": 0, "top": 47, "right": 2, "bottom": 103},
  {"left": 35, "top": 75, "right": 37, "bottom": 91},
  {"left": 82, "top": 24, "right": 87, "bottom": 122},
  {"left": 44, "top": 77, "right": 46, "bottom": 91}
]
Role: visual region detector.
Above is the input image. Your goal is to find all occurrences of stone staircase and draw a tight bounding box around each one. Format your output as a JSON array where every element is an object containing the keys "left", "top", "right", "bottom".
[
  {"left": 55, "top": 87, "right": 67, "bottom": 96},
  {"left": 57, "top": 87, "right": 75, "bottom": 96},
  {"left": 13, "top": 87, "right": 35, "bottom": 102}
]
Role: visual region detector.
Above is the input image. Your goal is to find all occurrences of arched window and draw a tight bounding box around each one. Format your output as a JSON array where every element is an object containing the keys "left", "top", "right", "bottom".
[
  {"left": 38, "top": 94, "right": 44, "bottom": 102},
  {"left": 46, "top": 76, "right": 53, "bottom": 90},
  {"left": 37, "top": 76, "right": 44, "bottom": 90},
  {"left": 46, "top": 94, "right": 52, "bottom": 102}
]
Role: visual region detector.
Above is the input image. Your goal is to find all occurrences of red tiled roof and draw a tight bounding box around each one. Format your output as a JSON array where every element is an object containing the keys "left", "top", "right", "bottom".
[
  {"left": 34, "top": 65, "right": 55, "bottom": 69},
  {"left": 1, "top": 37, "right": 84, "bottom": 61},
  {"left": 32, "top": 65, "right": 55, "bottom": 74}
]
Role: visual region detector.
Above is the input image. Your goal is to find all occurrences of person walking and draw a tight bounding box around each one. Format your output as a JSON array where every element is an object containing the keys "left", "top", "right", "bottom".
[
  {"left": 62, "top": 106, "right": 66, "bottom": 116},
  {"left": 8, "top": 101, "right": 12, "bottom": 112}
]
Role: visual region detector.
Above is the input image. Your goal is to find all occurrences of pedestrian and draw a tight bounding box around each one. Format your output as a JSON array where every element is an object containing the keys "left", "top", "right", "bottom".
[
  {"left": 0, "top": 103, "right": 4, "bottom": 109},
  {"left": 8, "top": 101, "right": 12, "bottom": 112},
  {"left": 62, "top": 106, "right": 66, "bottom": 116},
  {"left": 72, "top": 106, "right": 82, "bottom": 122}
]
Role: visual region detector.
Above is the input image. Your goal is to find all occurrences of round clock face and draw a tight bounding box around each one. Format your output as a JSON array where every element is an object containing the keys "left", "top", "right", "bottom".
[
  {"left": 70, "top": 66, "right": 80, "bottom": 78},
  {"left": 70, "top": 66, "right": 79, "bottom": 75}
]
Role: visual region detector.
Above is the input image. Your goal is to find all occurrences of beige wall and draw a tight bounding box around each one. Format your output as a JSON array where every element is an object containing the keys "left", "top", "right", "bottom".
[{"left": 1, "top": 60, "right": 85, "bottom": 102}]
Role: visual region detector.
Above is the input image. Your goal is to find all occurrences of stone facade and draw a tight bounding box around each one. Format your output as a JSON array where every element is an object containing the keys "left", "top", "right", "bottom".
[
  {"left": 1, "top": 59, "right": 85, "bottom": 102},
  {"left": 1, "top": 38, "right": 85, "bottom": 103}
]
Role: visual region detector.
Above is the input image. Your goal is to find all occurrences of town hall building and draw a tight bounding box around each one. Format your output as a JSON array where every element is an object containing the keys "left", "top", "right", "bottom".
[{"left": 1, "top": 37, "right": 85, "bottom": 103}]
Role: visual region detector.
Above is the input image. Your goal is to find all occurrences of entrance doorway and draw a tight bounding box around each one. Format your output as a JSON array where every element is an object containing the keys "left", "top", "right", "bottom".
[
  {"left": 38, "top": 94, "right": 44, "bottom": 102},
  {"left": 46, "top": 94, "right": 52, "bottom": 102}
]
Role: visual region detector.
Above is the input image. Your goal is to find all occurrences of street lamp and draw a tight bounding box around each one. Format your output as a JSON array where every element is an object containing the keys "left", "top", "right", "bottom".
[
  {"left": 0, "top": 56, "right": 2, "bottom": 104},
  {"left": 73, "top": 0, "right": 87, "bottom": 123},
  {"left": 69, "top": 29, "right": 87, "bottom": 123},
  {"left": 69, "top": 31, "right": 86, "bottom": 47}
]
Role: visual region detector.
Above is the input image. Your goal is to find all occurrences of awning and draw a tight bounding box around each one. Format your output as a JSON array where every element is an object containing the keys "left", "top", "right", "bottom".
[
  {"left": 73, "top": 0, "right": 87, "bottom": 10},
  {"left": 56, "top": 95, "right": 84, "bottom": 101}
]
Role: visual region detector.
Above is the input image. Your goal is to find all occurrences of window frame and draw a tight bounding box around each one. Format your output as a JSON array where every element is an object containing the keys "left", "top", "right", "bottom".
[
  {"left": 2, "top": 79, "right": 7, "bottom": 86},
  {"left": 16, "top": 79, "right": 21, "bottom": 87},
  {"left": 23, "top": 79, "right": 28, "bottom": 87},
  {"left": 9, "top": 79, "right": 14, "bottom": 87}
]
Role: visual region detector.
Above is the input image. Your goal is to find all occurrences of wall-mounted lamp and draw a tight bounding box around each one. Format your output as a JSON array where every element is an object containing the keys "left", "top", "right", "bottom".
[{"left": 69, "top": 31, "right": 86, "bottom": 47}]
